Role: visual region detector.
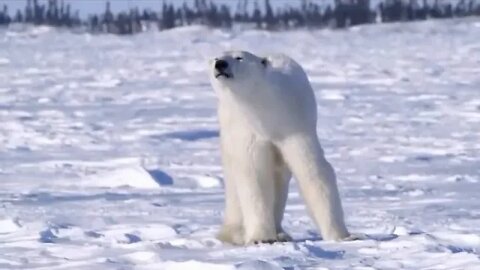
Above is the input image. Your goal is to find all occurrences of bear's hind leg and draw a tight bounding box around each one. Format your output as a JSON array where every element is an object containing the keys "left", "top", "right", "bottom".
[
  {"left": 278, "top": 135, "right": 349, "bottom": 241},
  {"left": 272, "top": 146, "right": 292, "bottom": 242}
]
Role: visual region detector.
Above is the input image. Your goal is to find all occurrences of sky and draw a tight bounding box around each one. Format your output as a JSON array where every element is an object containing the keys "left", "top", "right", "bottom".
[
  {"left": 0, "top": 0, "right": 465, "bottom": 19},
  {"left": 0, "top": 0, "right": 339, "bottom": 18}
]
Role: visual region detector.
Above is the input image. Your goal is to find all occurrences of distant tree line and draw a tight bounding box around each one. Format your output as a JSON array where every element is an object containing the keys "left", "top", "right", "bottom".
[{"left": 0, "top": 0, "right": 480, "bottom": 34}]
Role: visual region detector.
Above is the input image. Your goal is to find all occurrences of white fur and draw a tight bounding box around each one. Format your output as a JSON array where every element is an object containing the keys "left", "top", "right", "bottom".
[{"left": 209, "top": 51, "right": 349, "bottom": 245}]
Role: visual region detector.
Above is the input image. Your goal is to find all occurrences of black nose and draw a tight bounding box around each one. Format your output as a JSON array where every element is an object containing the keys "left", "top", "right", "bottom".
[{"left": 215, "top": 59, "right": 228, "bottom": 71}]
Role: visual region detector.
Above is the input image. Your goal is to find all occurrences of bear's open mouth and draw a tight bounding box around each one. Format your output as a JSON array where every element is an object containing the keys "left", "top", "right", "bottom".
[{"left": 215, "top": 71, "right": 232, "bottom": 79}]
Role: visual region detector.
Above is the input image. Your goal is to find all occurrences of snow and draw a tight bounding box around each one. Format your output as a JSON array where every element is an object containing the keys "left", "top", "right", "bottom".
[{"left": 1, "top": 18, "right": 480, "bottom": 269}]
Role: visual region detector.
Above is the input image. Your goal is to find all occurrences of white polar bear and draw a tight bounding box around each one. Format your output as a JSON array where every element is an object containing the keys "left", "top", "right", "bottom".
[{"left": 209, "top": 51, "right": 350, "bottom": 245}]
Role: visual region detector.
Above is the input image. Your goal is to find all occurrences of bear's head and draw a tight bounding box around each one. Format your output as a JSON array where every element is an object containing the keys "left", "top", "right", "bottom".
[{"left": 209, "top": 51, "right": 269, "bottom": 93}]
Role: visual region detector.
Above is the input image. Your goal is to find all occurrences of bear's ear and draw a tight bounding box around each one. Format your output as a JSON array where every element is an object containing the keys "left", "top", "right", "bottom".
[{"left": 261, "top": 57, "right": 268, "bottom": 67}]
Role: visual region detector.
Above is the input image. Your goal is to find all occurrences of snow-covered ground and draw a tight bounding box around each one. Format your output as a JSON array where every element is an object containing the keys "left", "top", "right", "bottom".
[{"left": 0, "top": 19, "right": 479, "bottom": 269}]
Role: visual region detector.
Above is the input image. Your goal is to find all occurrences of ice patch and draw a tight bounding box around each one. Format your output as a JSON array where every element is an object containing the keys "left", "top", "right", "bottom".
[
  {"left": 0, "top": 58, "right": 10, "bottom": 65},
  {"left": 392, "top": 226, "right": 410, "bottom": 236},
  {"left": 84, "top": 78, "right": 122, "bottom": 88},
  {"left": 83, "top": 165, "right": 172, "bottom": 188},
  {"left": 192, "top": 175, "right": 222, "bottom": 188},
  {"left": 0, "top": 218, "right": 21, "bottom": 234},
  {"left": 446, "top": 175, "right": 478, "bottom": 183},
  {"left": 99, "top": 224, "right": 177, "bottom": 245},
  {"left": 162, "top": 260, "right": 235, "bottom": 270},
  {"left": 379, "top": 155, "right": 407, "bottom": 163},
  {"left": 430, "top": 232, "right": 480, "bottom": 249},
  {"left": 130, "top": 225, "right": 178, "bottom": 241},
  {"left": 121, "top": 251, "right": 160, "bottom": 264},
  {"left": 318, "top": 90, "right": 346, "bottom": 100},
  {"left": 236, "top": 260, "right": 283, "bottom": 270}
]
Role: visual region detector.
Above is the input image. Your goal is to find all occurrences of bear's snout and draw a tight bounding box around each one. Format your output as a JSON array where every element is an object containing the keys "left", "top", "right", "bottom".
[
  {"left": 213, "top": 59, "right": 232, "bottom": 79},
  {"left": 214, "top": 59, "right": 229, "bottom": 71}
]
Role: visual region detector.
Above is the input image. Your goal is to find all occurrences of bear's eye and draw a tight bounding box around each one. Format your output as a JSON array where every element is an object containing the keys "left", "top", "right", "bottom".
[
  {"left": 261, "top": 58, "right": 268, "bottom": 67},
  {"left": 235, "top": 57, "right": 243, "bottom": 61}
]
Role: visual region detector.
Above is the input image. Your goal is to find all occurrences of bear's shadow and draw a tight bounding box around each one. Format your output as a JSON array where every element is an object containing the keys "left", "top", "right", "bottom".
[
  {"left": 294, "top": 231, "right": 399, "bottom": 243},
  {"left": 151, "top": 129, "right": 219, "bottom": 142}
]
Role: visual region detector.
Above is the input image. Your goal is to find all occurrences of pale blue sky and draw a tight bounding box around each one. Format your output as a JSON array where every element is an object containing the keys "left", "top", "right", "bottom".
[
  {"left": 0, "top": 0, "right": 339, "bottom": 18},
  {"left": 1, "top": 0, "right": 459, "bottom": 18}
]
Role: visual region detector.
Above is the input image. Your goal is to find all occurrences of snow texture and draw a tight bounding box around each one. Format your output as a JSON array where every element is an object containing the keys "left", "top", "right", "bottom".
[{"left": 0, "top": 19, "right": 479, "bottom": 269}]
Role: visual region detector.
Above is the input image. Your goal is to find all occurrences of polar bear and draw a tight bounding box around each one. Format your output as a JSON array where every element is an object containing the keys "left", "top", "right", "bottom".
[{"left": 209, "top": 51, "right": 350, "bottom": 245}]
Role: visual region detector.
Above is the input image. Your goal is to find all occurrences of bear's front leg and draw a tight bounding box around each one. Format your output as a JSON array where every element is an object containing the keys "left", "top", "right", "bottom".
[
  {"left": 216, "top": 175, "right": 244, "bottom": 245},
  {"left": 217, "top": 154, "right": 244, "bottom": 245},
  {"left": 236, "top": 178, "right": 277, "bottom": 244},
  {"left": 217, "top": 125, "right": 246, "bottom": 245},
  {"left": 235, "top": 140, "right": 278, "bottom": 244}
]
